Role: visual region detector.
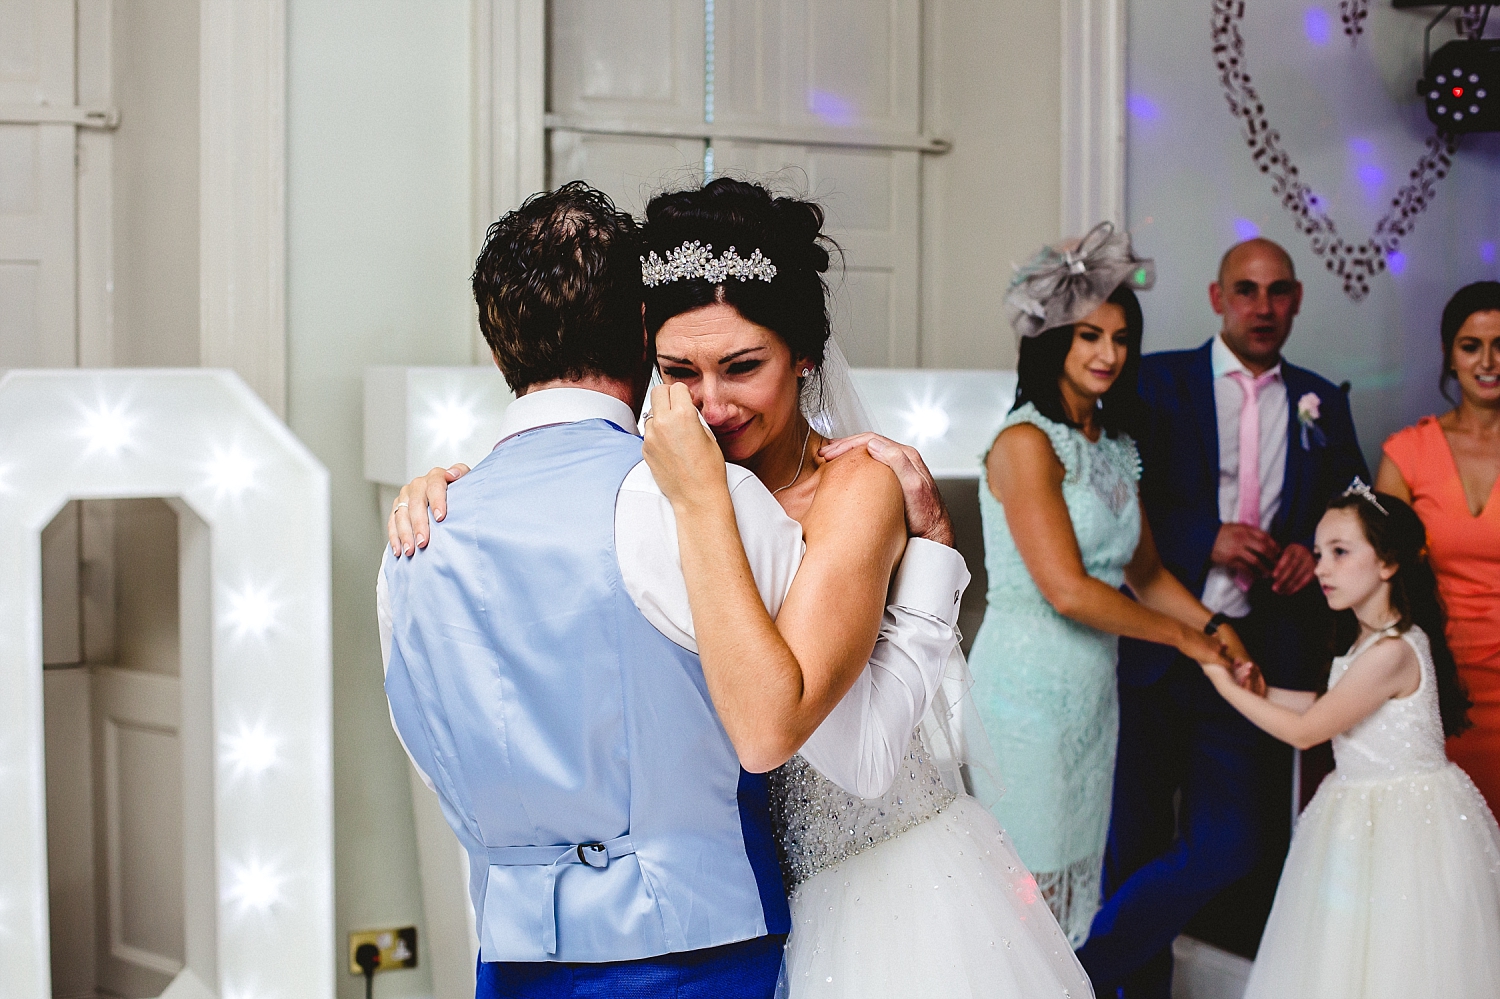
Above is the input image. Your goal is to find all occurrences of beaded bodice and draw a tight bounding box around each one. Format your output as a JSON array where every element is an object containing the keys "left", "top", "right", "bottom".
[
  {"left": 768, "top": 732, "right": 956, "bottom": 891},
  {"left": 1329, "top": 626, "right": 1449, "bottom": 782}
]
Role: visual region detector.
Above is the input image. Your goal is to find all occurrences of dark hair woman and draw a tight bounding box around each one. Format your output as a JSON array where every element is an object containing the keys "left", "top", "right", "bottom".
[
  {"left": 967, "top": 223, "right": 1255, "bottom": 946},
  {"left": 390, "top": 177, "right": 1095, "bottom": 998},
  {"left": 1375, "top": 279, "right": 1500, "bottom": 813}
]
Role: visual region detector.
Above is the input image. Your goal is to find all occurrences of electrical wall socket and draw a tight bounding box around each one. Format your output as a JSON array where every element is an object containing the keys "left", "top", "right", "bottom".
[{"left": 348, "top": 926, "right": 419, "bottom": 974}]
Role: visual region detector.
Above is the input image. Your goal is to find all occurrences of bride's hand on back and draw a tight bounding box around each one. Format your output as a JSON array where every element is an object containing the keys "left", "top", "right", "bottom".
[
  {"left": 388, "top": 463, "right": 469, "bottom": 556},
  {"left": 819, "top": 433, "right": 954, "bottom": 547},
  {"left": 642, "top": 383, "right": 728, "bottom": 511}
]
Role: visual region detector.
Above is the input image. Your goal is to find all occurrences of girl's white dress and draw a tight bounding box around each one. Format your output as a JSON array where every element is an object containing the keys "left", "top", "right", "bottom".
[
  {"left": 770, "top": 734, "right": 1093, "bottom": 998},
  {"left": 1244, "top": 625, "right": 1500, "bottom": 999}
]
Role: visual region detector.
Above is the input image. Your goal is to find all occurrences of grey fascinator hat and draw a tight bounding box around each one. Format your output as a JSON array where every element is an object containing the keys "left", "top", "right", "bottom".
[{"left": 1004, "top": 221, "right": 1155, "bottom": 338}]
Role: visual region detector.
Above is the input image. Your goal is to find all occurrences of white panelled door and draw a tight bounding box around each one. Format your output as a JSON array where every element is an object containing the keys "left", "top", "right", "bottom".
[
  {"left": 546, "top": 0, "right": 927, "bottom": 365},
  {"left": 93, "top": 665, "right": 186, "bottom": 998},
  {"left": 0, "top": 0, "right": 77, "bottom": 368}
]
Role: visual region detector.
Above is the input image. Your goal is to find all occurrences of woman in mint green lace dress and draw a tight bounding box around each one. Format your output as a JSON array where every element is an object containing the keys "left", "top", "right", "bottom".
[{"left": 970, "top": 229, "right": 1252, "bottom": 946}]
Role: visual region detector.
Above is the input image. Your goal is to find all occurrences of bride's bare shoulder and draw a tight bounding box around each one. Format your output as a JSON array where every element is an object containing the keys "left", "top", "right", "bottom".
[{"left": 810, "top": 446, "right": 903, "bottom": 521}]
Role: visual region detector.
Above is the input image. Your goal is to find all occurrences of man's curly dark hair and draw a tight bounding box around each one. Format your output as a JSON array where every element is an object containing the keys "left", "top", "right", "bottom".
[{"left": 473, "top": 182, "right": 646, "bottom": 393}]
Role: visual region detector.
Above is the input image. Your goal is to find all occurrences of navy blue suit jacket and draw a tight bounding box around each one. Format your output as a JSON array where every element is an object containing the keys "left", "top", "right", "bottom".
[{"left": 1119, "top": 339, "right": 1369, "bottom": 689}]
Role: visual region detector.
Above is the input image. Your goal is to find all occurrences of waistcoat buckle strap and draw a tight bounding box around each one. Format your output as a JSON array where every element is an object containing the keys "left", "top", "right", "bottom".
[{"left": 485, "top": 834, "right": 636, "bottom": 954}]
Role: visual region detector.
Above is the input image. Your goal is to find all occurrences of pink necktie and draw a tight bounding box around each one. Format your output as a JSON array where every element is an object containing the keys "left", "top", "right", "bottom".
[{"left": 1230, "top": 369, "right": 1277, "bottom": 590}]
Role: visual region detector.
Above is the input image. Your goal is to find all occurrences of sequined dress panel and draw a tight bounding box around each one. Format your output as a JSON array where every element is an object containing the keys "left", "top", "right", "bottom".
[
  {"left": 1328, "top": 627, "right": 1450, "bottom": 781},
  {"left": 769, "top": 733, "right": 955, "bottom": 891},
  {"left": 966, "top": 403, "right": 1142, "bottom": 946}
]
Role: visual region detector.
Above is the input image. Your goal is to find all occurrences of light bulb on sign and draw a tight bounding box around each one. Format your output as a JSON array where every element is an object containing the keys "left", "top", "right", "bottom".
[
  {"left": 225, "top": 584, "right": 279, "bottom": 639},
  {"left": 224, "top": 721, "right": 281, "bottom": 779},
  {"left": 77, "top": 398, "right": 137, "bottom": 457},
  {"left": 204, "top": 445, "right": 259, "bottom": 502},
  {"left": 901, "top": 401, "right": 951, "bottom": 443},
  {"left": 226, "top": 857, "right": 285, "bottom": 914},
  {"left": 424, "top": 395, "right": 479, "bottom": 451}
]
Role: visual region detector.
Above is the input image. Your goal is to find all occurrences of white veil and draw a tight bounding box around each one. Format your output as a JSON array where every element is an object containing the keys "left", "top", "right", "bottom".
[{"left": 803, "top": 338, "right": 1003, "bottom": 807}]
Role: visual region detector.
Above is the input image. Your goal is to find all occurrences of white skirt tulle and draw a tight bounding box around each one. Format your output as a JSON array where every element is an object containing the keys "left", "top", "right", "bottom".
[
  {"left": 780, "top": 795, "right": 1093, "bottom": 999},
  {"left": 1244, "top": 763, "right": 1500, "bottom": 999}
]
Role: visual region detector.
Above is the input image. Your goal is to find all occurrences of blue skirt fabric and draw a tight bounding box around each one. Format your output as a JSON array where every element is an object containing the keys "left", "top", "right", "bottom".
[{"left": 477, "top": 934, "right": 785, "bottom": 999}]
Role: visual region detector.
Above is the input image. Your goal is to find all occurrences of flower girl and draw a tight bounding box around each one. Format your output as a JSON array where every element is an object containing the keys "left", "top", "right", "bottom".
[{"left": 1200, "top": 480, "right": 1500, "bottom": 998}]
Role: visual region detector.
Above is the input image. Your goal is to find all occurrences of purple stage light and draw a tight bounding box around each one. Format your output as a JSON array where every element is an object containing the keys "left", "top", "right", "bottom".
[
  {"left": 1234, "top": 218, "right": 1261, "bottom": 241},
  {"left": 1387, "top": 250, "right": 1407, "bottom": 275},
  {"left": 1127, "top": 93, "right": 1162, "bottom": 121},
  {"left": 1305, "top": 7, "right": 1332, "bottom": 47},
  {"left": 1482, "top": 241, "right": 1497, "bottom": 265},
  {"left": 1357, "top": 163, "right": 1386, "bottom": 193},
  {"left": 809, "top": 90, "right": 855, "bottom": 126}
]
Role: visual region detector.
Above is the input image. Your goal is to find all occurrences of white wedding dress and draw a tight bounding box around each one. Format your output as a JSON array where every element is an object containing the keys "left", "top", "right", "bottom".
[
  {"left": 1243, "top": 625, "right": 1500, "bottom": 998},
  {"left": 766, "top": 344, "right": 1093, "bottom": 998},
  {"left": 771, "top": 738, "right": 1092, "bottom": 997}
]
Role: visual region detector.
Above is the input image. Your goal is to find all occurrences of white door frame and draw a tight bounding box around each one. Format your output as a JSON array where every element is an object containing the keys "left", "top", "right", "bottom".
[
  {"left": 0, "top": 369, "right": 332, "bottom": 999},
  {"left": 199, "top": 0, "right": 288, "bottom": 417},
  {"left": 1060, "top": 0, "right": 1127, "bottom": 234}
]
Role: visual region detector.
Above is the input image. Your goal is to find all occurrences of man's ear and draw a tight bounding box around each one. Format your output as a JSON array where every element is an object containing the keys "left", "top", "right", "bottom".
[{"left": 1208, "top": 281, "right": 1226, "bottom": 316}]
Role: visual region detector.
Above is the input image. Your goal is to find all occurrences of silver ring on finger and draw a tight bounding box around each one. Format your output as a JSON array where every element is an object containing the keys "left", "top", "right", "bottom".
[{"left": 394, "top": 501, "right": 409, "bottom": 510}]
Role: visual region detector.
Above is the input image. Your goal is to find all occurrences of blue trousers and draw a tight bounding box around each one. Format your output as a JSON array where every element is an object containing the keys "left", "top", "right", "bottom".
[
  {"left": 1075, "top": 657, "right": 1272, "bottom": 998},
  {"left": 476, "top": 934, "right": 785, "bottom": 999}
]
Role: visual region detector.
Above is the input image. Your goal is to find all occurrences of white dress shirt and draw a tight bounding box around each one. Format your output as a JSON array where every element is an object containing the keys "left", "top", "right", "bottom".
[
  {"left": 1201, "top": 334, "right": 1289, "bottom": 616},
  {"left": 377, "top": 386, "right": 971, "bottom": 799}
]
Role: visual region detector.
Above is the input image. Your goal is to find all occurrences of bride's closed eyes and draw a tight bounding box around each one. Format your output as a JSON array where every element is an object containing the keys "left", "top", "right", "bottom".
[{"left": 658, "top": 349, "right": 769, "bottom": 381}]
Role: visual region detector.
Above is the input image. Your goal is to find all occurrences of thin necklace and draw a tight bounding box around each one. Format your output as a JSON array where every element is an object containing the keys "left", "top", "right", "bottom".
[{"left": 771, "top": 424, "right": 812, "bottom": 496}]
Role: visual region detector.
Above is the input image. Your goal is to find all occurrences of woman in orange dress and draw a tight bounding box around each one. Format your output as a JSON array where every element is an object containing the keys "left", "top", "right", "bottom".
[{"left": 1377, "top": 281, "right": 1500, "bottom": 812}]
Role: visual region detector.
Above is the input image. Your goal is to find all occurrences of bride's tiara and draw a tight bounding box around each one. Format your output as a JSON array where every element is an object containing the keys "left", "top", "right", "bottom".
[{"left": 640, "top": 240, "right": 778, "bottom": 288}]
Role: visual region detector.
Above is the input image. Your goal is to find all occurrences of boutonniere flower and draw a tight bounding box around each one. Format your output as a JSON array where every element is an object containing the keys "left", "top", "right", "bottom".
[{"left": 1296, "top": 392, "right": 1327, "bottom": 450}]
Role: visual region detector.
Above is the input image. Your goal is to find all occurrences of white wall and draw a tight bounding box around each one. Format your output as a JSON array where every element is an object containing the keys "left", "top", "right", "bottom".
[
  {"left": 111, "top": 0, "right": 200, "bottom": 368},
  {"left": 288, "top": 2, "right": 475, "bottom": 996},
  {"left": 1127, "top": 1, "right": 1500, "bottom": 466},
  {"left": 921, "top": 0, "right": 1062, "bottom": 369}
]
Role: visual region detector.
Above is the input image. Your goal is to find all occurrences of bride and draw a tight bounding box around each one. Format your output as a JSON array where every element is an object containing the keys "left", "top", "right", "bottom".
[{"left": 391, "top": 178, "right": 1091, "bottom": 997}]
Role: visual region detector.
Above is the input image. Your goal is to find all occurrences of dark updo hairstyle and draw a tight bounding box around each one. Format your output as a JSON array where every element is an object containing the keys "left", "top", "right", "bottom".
[
  {"left": 1324, "top": 489, "right": 1472, "bottom": 737},
  {"left": 472, "top": 181, "right": 644, "bottom": 393},
  {"left": 1439, "top": 280, "right": 1500, "bottom": 404},
  {"left": 641, "top": 178, "right": 836, "bottom": 367},
  {"left": 1010, "top": 283, "right": 1146, "bottom": 439}
]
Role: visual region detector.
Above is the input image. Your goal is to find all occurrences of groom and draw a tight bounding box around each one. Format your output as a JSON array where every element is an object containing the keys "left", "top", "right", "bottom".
[
  {"left": 1077, "top": 239, "right": 1369, "bottom": 996},
  {"left": 379, "top": 183, "right": 968, "bottom": 998}
]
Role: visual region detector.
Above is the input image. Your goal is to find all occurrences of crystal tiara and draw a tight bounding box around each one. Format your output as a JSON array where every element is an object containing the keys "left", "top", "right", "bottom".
[
  {"left": 1342, "top": 477, "right": 1388, "bottom": 515},
  {"left": 640, "top": 240, "right": 778, "bottom": 288}
]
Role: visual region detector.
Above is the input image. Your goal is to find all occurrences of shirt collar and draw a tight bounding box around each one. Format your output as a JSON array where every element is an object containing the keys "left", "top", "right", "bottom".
[
  {"left": 1211, "top": 333, "right": 1282, "bottom": 382},
  {"left": 495, "top": 387, "right": 640, "bottom": 444}
]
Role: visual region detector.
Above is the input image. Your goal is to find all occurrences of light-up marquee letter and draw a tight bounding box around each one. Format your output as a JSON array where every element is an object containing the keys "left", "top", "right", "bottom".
[{"left": 0, "top": 370, "right": 332, "bottom": 999}]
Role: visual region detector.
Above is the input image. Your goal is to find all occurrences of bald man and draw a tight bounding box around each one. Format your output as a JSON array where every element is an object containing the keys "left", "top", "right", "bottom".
[{"left": 1076, "top": 239, "right": 1369, "bottom": 998}]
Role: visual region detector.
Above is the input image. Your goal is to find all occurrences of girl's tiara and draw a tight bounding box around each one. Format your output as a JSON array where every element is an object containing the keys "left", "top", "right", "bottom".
[{"left": 1342, "top": 477, "right": 1388, "bottom": 515}]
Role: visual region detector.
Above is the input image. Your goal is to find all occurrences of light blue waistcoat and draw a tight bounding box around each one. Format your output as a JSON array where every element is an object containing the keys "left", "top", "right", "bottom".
[{"left": 383, "top": 419, "right": 788, "bottom": 964}]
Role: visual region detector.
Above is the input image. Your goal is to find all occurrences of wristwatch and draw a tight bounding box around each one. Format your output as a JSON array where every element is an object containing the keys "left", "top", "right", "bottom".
[{"left": 1203, "top": 611, "right": 1230, "bottom": 635}]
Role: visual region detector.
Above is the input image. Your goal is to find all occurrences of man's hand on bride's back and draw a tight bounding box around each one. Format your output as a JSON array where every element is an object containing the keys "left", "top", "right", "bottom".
[
  {"left": 641, "top": 383, "right": 728, "bottom": 511},
  {"left": 388, "top": 463, "right": 469, "bottom": 556},
  {"left": 819, "top": 433, "right": 954, "bottom": 548}
]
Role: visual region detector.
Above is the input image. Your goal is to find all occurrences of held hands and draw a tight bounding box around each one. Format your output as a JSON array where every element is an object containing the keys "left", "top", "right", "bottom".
[
  {"left": 388, "top": 463, "right": 469, "bottom": 556},
  {"left": 1210, "top": 524, "right": 1316, "bottom": 595},
  {"left": 1195, "top": 620, "right": 1267, "bottom": 696},
  {"left": 818, "top": 432, "right": 955, "bottom": 547},
  {"left": 641, "top": 383, "right": 727, "bottom": 511}
]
